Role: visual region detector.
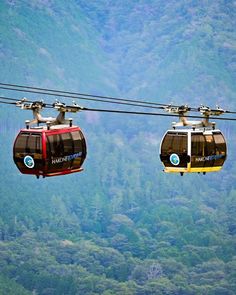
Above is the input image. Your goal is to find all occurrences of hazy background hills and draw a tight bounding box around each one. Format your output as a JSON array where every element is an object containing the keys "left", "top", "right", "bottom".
[{"left": 0, "top": 0, "right": 236, "bottom": 294}]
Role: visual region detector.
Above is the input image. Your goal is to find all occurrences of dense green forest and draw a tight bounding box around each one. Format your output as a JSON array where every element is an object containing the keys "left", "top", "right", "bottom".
[{"left": 0, "top": 0, "right": 236, "bottom": 294}]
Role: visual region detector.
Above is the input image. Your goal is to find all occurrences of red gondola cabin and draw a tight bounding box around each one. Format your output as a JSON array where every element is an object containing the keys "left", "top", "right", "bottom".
[{"left": 13, "top": 125, "right": 87, "bottom": 178}]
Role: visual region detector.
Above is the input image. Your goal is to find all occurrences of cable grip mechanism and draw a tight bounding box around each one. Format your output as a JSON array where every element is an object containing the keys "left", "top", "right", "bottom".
[{"left": 16, "top": 98, "right": 84, "bottom": 127}]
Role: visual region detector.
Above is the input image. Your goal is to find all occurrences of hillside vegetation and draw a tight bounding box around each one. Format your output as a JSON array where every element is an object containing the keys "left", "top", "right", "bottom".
[{"left": 0, "top": 0, "right": 236, "bottom": 294}]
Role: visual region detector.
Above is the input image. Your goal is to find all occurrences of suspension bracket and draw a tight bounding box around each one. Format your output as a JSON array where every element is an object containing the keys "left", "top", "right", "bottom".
[
  {"left": 198, "top": 105, "right": 225, "bottom": 117},
  {"left": 16, "top": 98, "right": 45, "bottom": 110},
  {"left": 16, "top": 98, "right": 84, "bottom": 127},
  {"left": 165, "top": 103, "right": 225, "bottom": 129}
]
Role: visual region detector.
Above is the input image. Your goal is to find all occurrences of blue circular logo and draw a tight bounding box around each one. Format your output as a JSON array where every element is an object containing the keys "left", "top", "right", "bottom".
[
  {"left": 170, "top": 153, "right": 180, "bottom": 166},
  {"left": 24, "top": 155, "right": 35, "bottom": 168}
]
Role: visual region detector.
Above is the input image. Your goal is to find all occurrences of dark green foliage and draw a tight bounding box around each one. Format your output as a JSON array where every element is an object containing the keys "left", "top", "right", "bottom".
[
  {"left": 0, "top": 275, "right": 31, "bottom": 295},
  {"left": 0, "top": 0, "right": 235, "bottom": 294}
]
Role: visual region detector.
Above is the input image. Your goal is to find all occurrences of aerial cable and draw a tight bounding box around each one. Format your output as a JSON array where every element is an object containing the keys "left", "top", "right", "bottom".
[
  {"left": 0, "top": 85, "right": 170, "bottom": 110},
  {"left": 225, "top": 110, "right": 236, "bottom": 114},
  {"left": 0, "top": 82, "right": 170, "bottom": 107},
  {"left": 0, "top": 95, "right": 49, "bottom": 106},
  {"left": 1, "top": 96, "right": 236, "bottom": 121},
  {"left": 2, "top": 99, "right": 235, "bottom": 121},
  {"left": 0, "top": 96, "right": 54, "bottom": 108},
  {"left": 82, "top": 107, "right": 236, "bottom": 121},
  {"left": 1, "top": 82, "right": 236, "bottom": 114},
  {"left": 1, "top": 82, "right": 236, "bottom": 115},
  {"left": 0, "top": 83, "right": 200, "bottom": 112},
  {"left": 0, "top": 96, "right": 22, "bottom": 102},
  {"left": 0, "top": 84, "right": 218, "bottom": 114},
  {"left": 3, "top": 83, "right": 235, "bottom": 115},
  {"left": 0, "top": 96, "right": 23, "bottom": 105},
  {"left": 0, "top": 100, "right": 16, "bottom": 105}
]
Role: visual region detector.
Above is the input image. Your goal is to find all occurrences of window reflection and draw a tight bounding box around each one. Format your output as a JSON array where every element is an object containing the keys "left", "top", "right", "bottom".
[
  {"left": 161, "top": 132, "right": 188, "bottom": 167},
  {"left": 191, "top": 132, "right": 226, "bottom": 167}
]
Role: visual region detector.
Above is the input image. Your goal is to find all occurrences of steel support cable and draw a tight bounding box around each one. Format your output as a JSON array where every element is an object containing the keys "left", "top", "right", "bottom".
[
  {"left": 0, "top": 96, "right": 21, "bottom": 102},
  {"left": 0, "top": 82, "right": 170, "bottom": 107},
  {"left": 1, "top": 82, "right": 235, "bottom": 114},
  {"left": 1, "top": 82, "right": 236, "bottom": 114},
  {"left": 82, "top": 107, "right": 236, "bottom": 121},
  {"left": 0, "top": 83, "right": 201, "bottom": 112},
  {"left": 225, "top": 110, "right": 236, "bottom": 114},
  {"left": 0, "top": 100, "right": 16, "bottom": 105},
  {"left": 0, "top": 85, "right": 170, "bottom": 110},
  {"left": 0, "top": 96, "right": 54, "bottom": 108},
  {"left": 1, "top": 97, "right": 236, "bottom": 121}
]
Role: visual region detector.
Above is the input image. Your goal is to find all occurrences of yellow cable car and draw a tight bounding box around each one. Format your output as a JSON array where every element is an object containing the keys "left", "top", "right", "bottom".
[
  {"left": 160, "top": 105, "right": 227, "bottom": 175},
  {"left": 160, "top": 128, "right": 227, "bottom": 175}
]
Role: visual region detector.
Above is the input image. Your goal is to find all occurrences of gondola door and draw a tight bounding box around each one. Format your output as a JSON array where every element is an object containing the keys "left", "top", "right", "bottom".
[
  {"left": 160, "top": 131, "right": 189, "bottom": 171},
  {"left": 13, "top": 131, "right": 44, "bottom": 175}
]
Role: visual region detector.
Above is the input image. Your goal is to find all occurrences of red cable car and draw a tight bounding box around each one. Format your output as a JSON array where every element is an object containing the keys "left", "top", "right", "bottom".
[{"left": 13, "top": 100, "right": 87, "bottom": 178}]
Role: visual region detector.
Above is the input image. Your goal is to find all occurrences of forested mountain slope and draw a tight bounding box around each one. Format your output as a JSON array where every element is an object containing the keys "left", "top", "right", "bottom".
[
  {"left": 79, "top": 0, "right": 236, "bottom": 104},
  {"left": 0, "top": 0, "right": 236, "bottom": 294}
]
